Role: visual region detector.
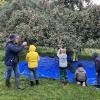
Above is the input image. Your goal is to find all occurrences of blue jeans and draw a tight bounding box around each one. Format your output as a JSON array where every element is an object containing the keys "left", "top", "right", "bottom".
[
  {"left": 29, "top": 68, "right": 38, "bottom": 81},
  {"left": 5, "top": 65, "right": 20, "bottom": 88}
]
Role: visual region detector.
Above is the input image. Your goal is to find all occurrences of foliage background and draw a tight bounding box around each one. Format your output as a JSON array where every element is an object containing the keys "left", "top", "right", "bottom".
[
  {"left": 0, "top": 0, "right": 100, "bottom": 50},
  {"left": 0, "top": 2, "right": 100, "bottom": 100}
]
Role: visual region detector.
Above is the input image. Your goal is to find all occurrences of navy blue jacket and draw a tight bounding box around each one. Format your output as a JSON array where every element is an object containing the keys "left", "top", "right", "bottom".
[
  {"left": 4, "top": 41, "right": 24, "bottom": 66},
  {"left": 67, "top": 54, "right": 73, "bottom": 62},
  {"left": 95, "top": 56, "right": 100, "bottom": 74}
]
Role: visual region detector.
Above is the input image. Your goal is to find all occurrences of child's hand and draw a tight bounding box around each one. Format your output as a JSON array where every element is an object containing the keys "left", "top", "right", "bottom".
[{"left": 60, "top": 48, "right": 63, "bottom": 51}]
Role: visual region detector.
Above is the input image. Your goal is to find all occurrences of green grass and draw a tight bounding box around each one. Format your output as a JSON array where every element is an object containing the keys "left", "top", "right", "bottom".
[{"left": 0, "top": 50, "right": 100, "bottom": 100}]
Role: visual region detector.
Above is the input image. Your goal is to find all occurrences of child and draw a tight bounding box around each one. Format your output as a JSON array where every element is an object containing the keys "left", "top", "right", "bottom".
[
  {"left": 72, "top": 48, "right": 79, "bottom": 62},
  {"left": 26, "top": 45, "right": 40, "bottom": 86},
  {"left": 57, "top": 48, "right": 68, "bottom": 83},
  {"left": 75, "top": 64, "right": 87, "bottom": 86}
]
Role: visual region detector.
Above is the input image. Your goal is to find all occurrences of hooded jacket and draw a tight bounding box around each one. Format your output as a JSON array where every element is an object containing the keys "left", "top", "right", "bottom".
[
  {"left": 75, "top": 67, "right": 87, "bottom": 81},
  {"left": 26, "top": 45, "right": 39, "bottom": 68}
]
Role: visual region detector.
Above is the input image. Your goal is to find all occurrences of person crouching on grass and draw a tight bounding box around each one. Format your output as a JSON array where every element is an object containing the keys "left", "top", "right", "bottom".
[
  {"left": 75, "top": 64, "right": 87, "bottom": 86},
  {"left": 26, "top": 45, "right": 40, "bottom": 86},
  {"left": 57, "top": 48, "right": 68, "bottom": 84}
]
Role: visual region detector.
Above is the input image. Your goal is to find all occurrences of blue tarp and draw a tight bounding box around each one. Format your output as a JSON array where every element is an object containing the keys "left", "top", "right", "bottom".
[{"left": 18, "top": 57, "right": 97, "bottom": 85}]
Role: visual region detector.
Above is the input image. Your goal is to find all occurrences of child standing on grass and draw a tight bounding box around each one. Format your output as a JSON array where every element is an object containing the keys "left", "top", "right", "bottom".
[
  {"left": 72, "top": 48, "right": 79, "bottom": 62},
  {"left": 26, "top": 45, "right": 40, "bottom": 86},
  {"left": 75, "top": 64, "right": 87, "bottom": 86},
  {"left": 57, "top": 48, "right": 68, "bottom": 84}
]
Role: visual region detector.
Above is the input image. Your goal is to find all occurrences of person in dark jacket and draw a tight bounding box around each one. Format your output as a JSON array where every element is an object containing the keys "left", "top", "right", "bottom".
[
  {"left": 4, "top": 34, "right": 27, "bottom": 89},
  {"left": 92, "top": 53, "right": 100, "bottom": 89},
  {"left": 67, "top": 48, "right": 75, "bottom": 73}
]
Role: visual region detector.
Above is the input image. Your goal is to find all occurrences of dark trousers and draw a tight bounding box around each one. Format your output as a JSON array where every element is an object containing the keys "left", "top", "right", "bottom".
[
  {"left": 76, "top": 79, "right": 86, "bottom": 85},
  {"left": 95, "top": 61, "right": 100, "bottom": 87},
  {"left": 97, "top": 74, "right": 100, "bottom": 87},
  {"left": 29, "top": 68, "right": 38, "bottom": 81},
  {"left": 67, "top": 62, "right": 75, "bottom": 73},
  {"left": 60, "top": 67, "right": 68, "bottom": 81}
]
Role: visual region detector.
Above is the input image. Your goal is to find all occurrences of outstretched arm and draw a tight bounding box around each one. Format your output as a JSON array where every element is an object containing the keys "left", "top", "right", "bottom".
[
  {"left": 57, "top": 49, "right": 61, "bottom": 57},
  {"left": 8, "top": 44, "right": 24, "bottom": 53}
]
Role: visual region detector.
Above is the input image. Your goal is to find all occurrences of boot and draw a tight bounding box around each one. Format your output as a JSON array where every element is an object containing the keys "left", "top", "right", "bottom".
[
  {"left": 5, "top": 80, "right": 10, "bottom": 88},
  {"left": 15, "top": 77, "right": 21, "bottom": 89},
  {"left": 36, "top": 80, "right": 39, "bottom": 85},
  {"left": 30, "top": 81, "right": 34, "bottom": 86}
]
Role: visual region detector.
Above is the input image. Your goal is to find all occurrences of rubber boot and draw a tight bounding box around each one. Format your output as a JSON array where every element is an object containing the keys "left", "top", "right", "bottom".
[
  {"left": 15, "top": 77, "right": 21, "bottom": 89},
  {"left": 36, "top": 80, "right": 39, "bottom": 85},
  {"left": 5, "top": 80, "right": 10, "bottom": 88},
  {"left": 30, "top": 81, "right": 34, "bottom": 86}
]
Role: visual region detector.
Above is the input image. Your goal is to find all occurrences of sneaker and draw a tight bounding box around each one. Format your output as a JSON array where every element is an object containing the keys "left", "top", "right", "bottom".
[
  {"left": 95, "top": 85, "right": 100, "bottom": 90},
  {"left": 77, "top": 82, "right": 81, "bottom": 85},
  {"left": 82, "top": 82, "right": 86, "bottom": 86},
  {"left": 95, "top": 87, "right": 100, "bottom": 90}
]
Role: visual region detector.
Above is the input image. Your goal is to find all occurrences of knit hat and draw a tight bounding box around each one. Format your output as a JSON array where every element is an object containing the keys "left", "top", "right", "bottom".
[{"left": 8, "top": 34, "right": 16, "bottom": 41}]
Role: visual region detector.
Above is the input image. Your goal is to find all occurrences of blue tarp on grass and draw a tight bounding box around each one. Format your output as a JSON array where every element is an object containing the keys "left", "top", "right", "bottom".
[{"left": 18, "top": 57, "right": 97, "bottom": 85}]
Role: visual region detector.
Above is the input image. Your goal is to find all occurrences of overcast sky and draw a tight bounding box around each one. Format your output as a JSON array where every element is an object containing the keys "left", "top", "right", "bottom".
[{"left": 92, "top": 0, "right": 100, "bottom": 5}]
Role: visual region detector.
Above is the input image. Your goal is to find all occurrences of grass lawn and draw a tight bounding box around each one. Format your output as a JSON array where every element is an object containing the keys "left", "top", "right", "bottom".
[{"left": 0, "top": 50, "right": 100, "bottom": 100}]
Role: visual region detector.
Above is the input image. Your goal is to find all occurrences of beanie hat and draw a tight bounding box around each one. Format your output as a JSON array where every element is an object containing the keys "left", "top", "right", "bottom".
[{"left": 8, "top": 34, "right": 16, "bottom": 41}]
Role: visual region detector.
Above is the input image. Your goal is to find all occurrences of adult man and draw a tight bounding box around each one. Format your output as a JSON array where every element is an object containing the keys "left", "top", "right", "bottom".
[{"left": 4, "top": 34, "right": 27, "bottom": 89}]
